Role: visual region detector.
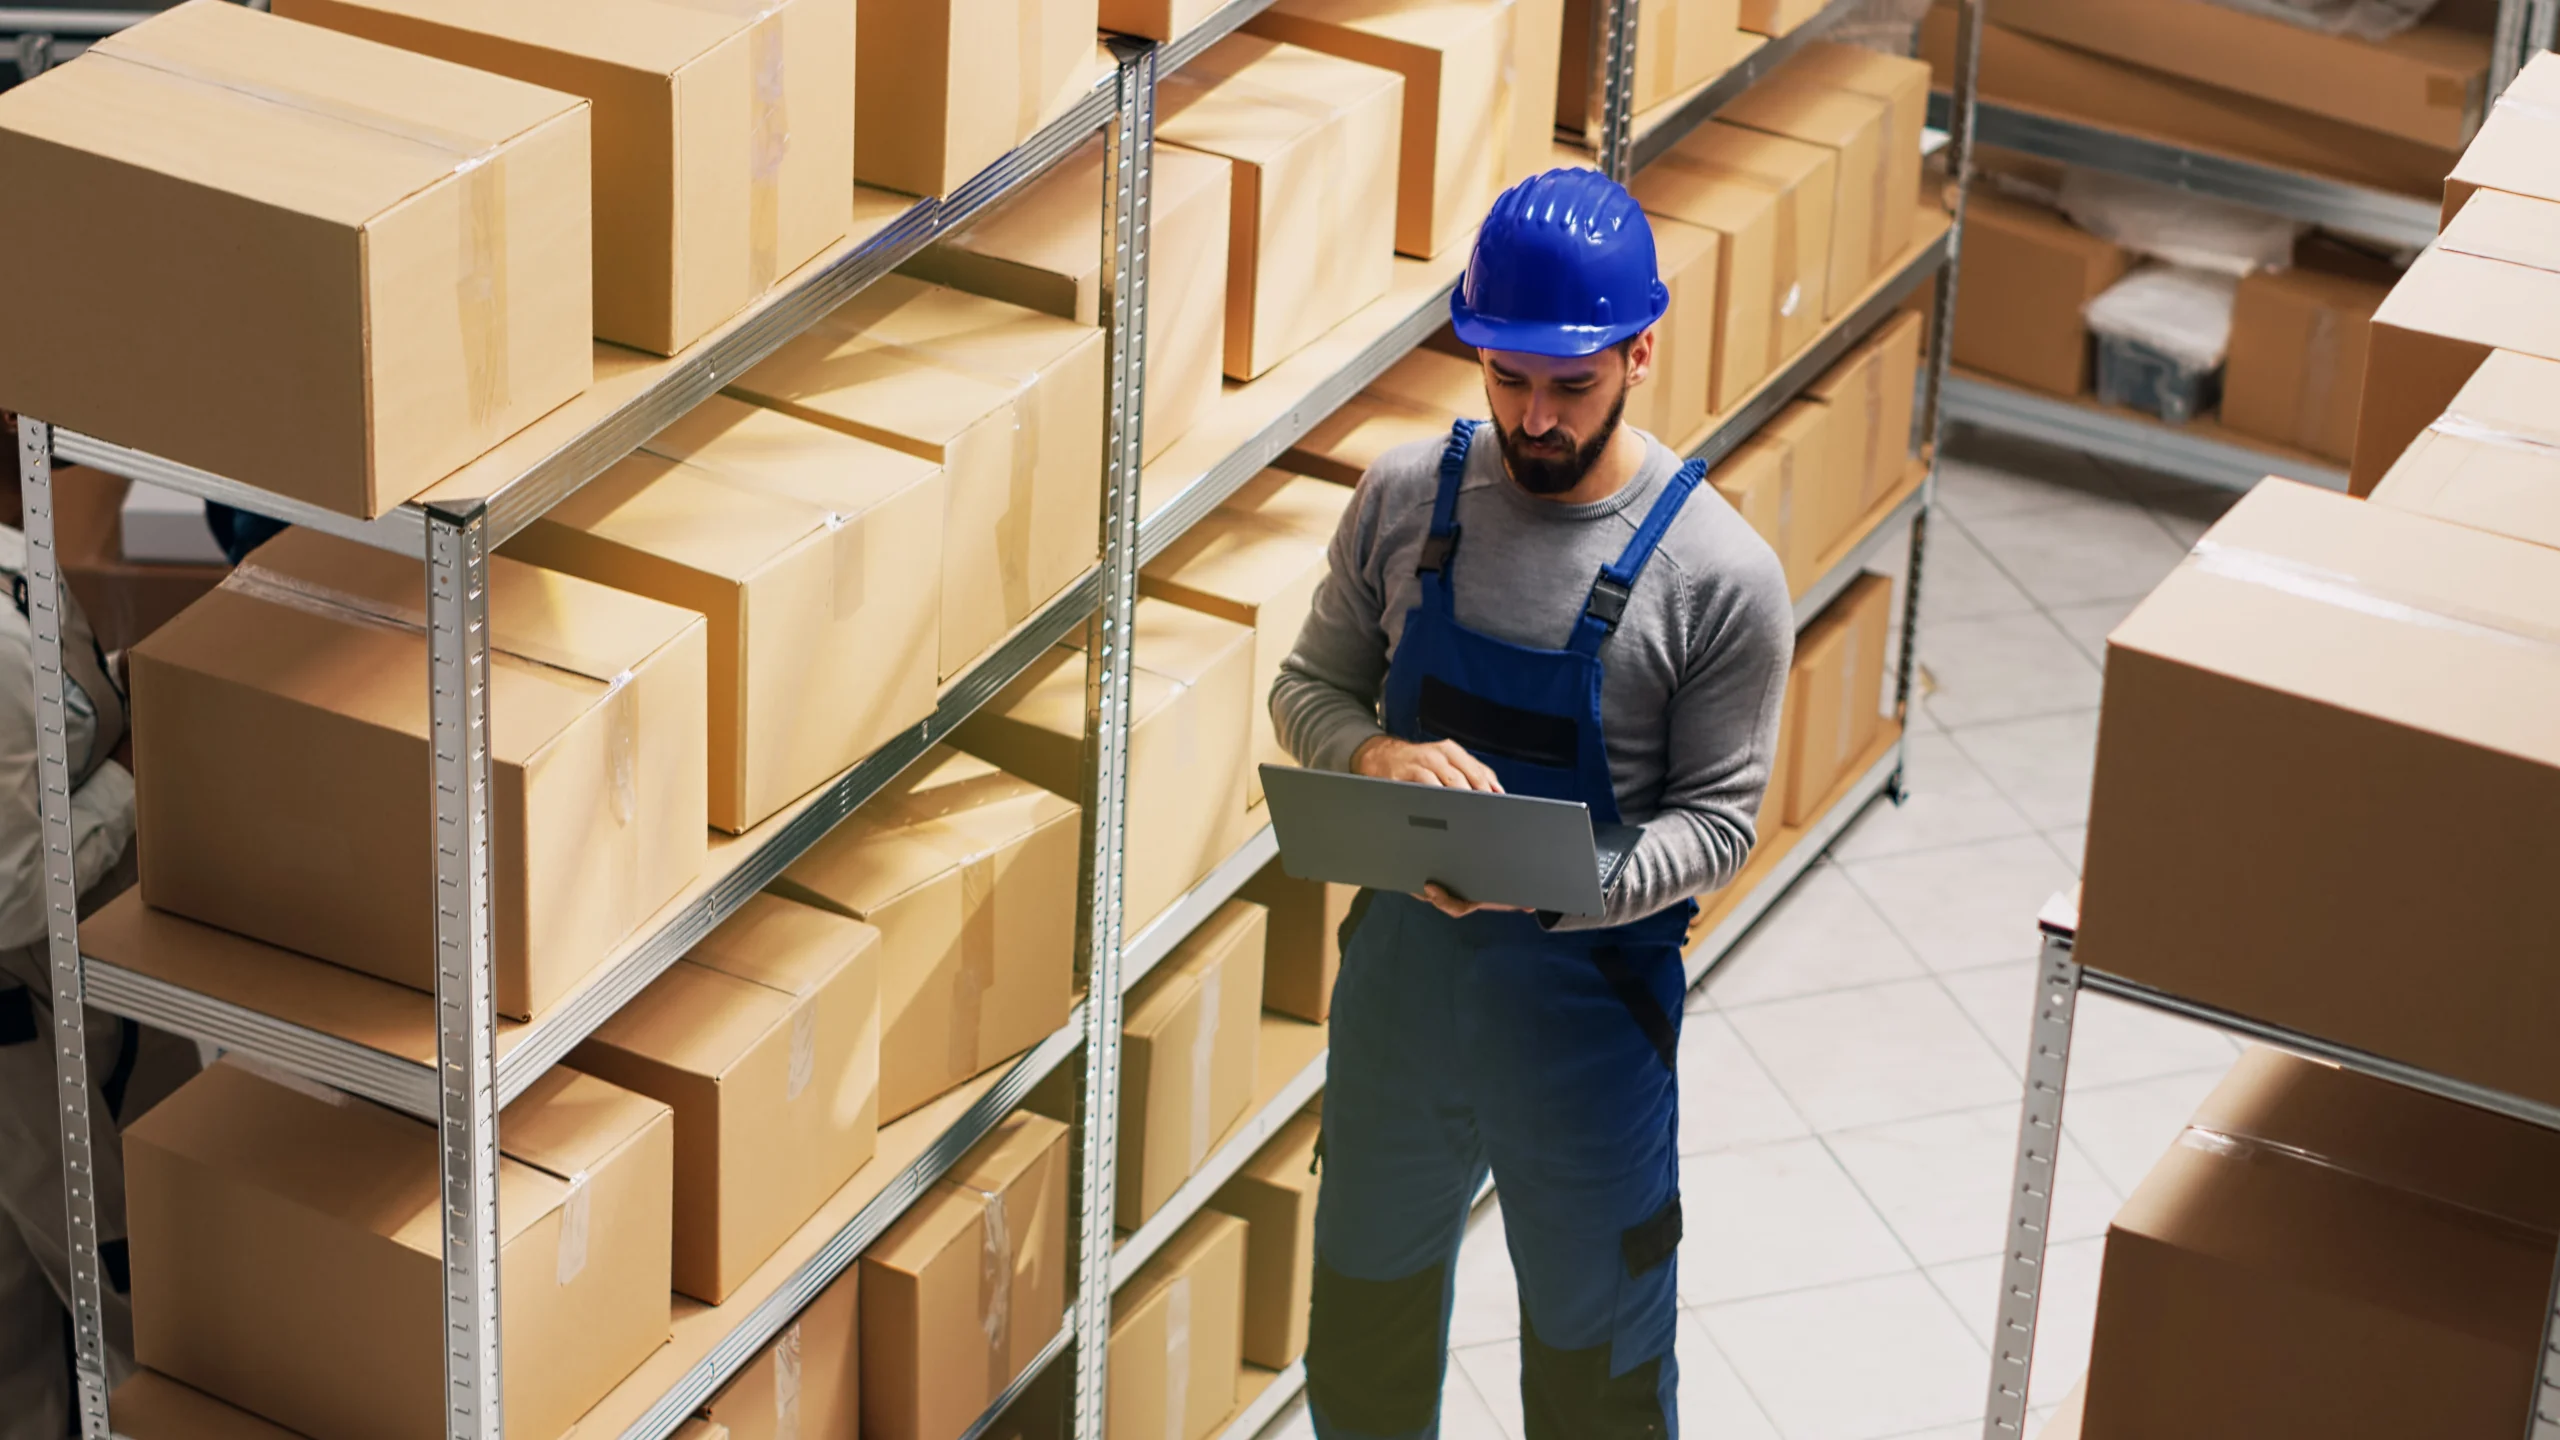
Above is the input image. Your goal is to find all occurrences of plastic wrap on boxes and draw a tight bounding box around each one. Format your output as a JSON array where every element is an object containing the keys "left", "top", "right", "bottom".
[
  {"left": 2086, "top": 266, "right": 2240, "bottom": 424},
  {"left": 1824, "top": 0, "right": 1932, "bottom": 53},
  {"left": 2059, "top": 168, "right": 2303, "bottom": 279},
  {"left": 2202, "top": 0, "right": 2440, "bottom": 41}
]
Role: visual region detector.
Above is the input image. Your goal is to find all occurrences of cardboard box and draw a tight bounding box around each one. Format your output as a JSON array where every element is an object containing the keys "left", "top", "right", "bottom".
[
  {"left": 727, "top": 276, "right": 1104, "bottom": 681},
  {"left": 905, "top": 137, "right": 1233, "bottom": 463},
  {"left": 1159, "top": 36, "right": 1405, "bottom": 380},
  {"left": 1782, "top": 572, "right": 1889, "bottom": 824},
  {"left": 127, "top": 1061, "right": 673, "bottom": 1440},
  {"left": 2442, "top": 51, "right": 2560, "bottom": 226},
  {"left": 856, "top": 0, "right": 1100, "bottom": 198},
  {"left": 862, "top": 1113, "right": 1070, "bottom": 1440},
  {"left": 1142, "top": 469, "right": 1353, "bottom": 808},
  {"left": 1720, "top": 75, "right": 1890, "bottom": 314},
  {"left": 1709, "top": 433, "right": 1809, "bottom": 595},
  {"left": 1108, "top": 1212, "right": 1249, "bottom": 1440},
  {"left": 2078, "top": 481, "right": 2560, "bottom": 1108},
  {"left": 959, "top": 599, "right": 1257, "bottom": 933},
  {"left": 1098, "top": 0, "right": 1224, "bottom": 38},
  {"left": 0, "top": 0, "right": 591, "bottom": 520},
  {"left": 1778, "top": 43, "right": 1929, "bottom": 265},
  {"left": 1248, "top": 0, "right": 1514, "bottom": 260},
  {"left": 1920, "top": 8, "right": 2464, "bottom": 204},
  {"left": 2082, "top": 1048, "right": 2560, "bottom": 1440},
  {"left": 1988, "top": 0, "right": 2490, "bottom": 152},
  {"left": 569, "top": 893, "right": 883, "bottom": 1303},
  {"left": 2044, "top": 1385, "right": 2084, "bottom": 1440},
  {"left": 1560, "top": 0, "right": 1742, "bottom": 122},
  {"left": 1660, "top": 122, "right": 1835, "bottom": 359},
  {"left": 1951, "top": 191, "right": 2130, "bottom": 397},
  {"left": 1628, "top": 214, "right": 1721, "bottom": 447},
  {"left": 111, "top": 1371, "right": 321, "bottom": 1440},
  {"left": 503, "top": 394, "right": 944, "bottom": 833},
  {"left": 2221, "top": 253, "right": 2392, "bottom": 467},
  {"left": 1237, "top": 862, "right": 1354, "bottom": 1022},
  {"left": 774, "top": 747, "right": 1078, "bottom": 1120},
  {"left": 1761, "top": 399, "right": 1859, "bottom": 588},
  {"left": 272, "top": 0, "right": 851, "bottom": 356},
  {"left": 133, "top": 528, "right": 708, "bottom": 1021},
  {"left": 1284, "top": 347, "right": 1488, "bottom": 483},
  {"left": 1208, "top": 1109, "right": 1319, "bottom": 1369},
  {"left": 51, "top": 466, "right": 228, "bottom": 653},
  {"left": 1740, "top": 0, "right": 1824, "bottom": 36},
  {"left": 1806, "top": 309, "right": 1924, "bottom": 512},
  {"left": 2371, "top": 348, "right": 2560, "bottom": 552},
  {"left": 702, "top": 1263, "right": 858, "bottom": 1440},
  {"left": 1633, "top": 152, "right": 1779, "bottom": 412},
  {"left": 1121, "top": 901, "right": 1268, "bottom": 1228},
  {"left": 1508, "top": 0, "right": 1565, "bottom": 184}
]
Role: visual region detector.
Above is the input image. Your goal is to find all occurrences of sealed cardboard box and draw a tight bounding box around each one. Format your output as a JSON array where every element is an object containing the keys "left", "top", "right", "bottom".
[
  {"left": 857, "top": 0, "right": 1101, "bottom": 198},
  {"left": 1247, "top": 0, "right": 1515, "bottom": 260},
  {"left": 904, "top": 137, "right": 1233, "bottom": 462},
  {"left": 1951, "top": 191, "right": 2130, "bottom": 397},
  {"left": 2371, "top": 348, "right": 2560, "bottom": 552},
  {"left": 1661, "top": 122, "right": 1835, "bottom": 356},
  {"left": 1099, "top": 0, "right": 1224, "bottom": 38},
  {"left": 2220, "top": 251, "right": 2392, "bottom": 467},
  {"left": 1238, "top": 862, "right": 1354, "bottom": 1021},
  {"left": 1782, "top": 572, "right": 1889, "bottom": 824},
  {"left": 1628, "top": 215, "right": 1721, "bottom": 447},
  {"left": 1508, "top": 0, "right": 1565, "bottom": 183},
  {"left": 51, "top": 466, "right": 227, "bottom": 653},
  {"left": 1108, "top": 1212, "right": 1249, "bottom": 1440},
  {"left": 127, "top": 1061, "right": 673, "bottom": 1440},
  {"left": 960, "top": 599, "right": 1257, "bottom": 932},
  {"left": 2082, "top": 1048, "right": 2560, "bottom": 1440},
  {"left": 1709, "top": 433, "right": 1810, "bottom": 595},
  {"left": 1762, "top": 399, "right": 1858, "bottom": 585},
  {"left": 1778, "top": 43, "right": 1929, "bottom": 263},
  {"left": 0, "top": 0, "right": 592, "bottom": 520},
  {"left": 1740, "top": 0, "right": 1823, "bottom": 35},
  {"left": 110, "top": 1372, "right": 306, "bottom": 1440},
  {"left": 1284, "top": 347, "right": 1488, "bottom": 483},
  {"left": 703, "top": 1264, "right": 858, "bottom": 1440},
  {"left": 2078, "top": 481, "right": 2560, "bottom": 1108},
  {"left": 1560, "top": 0, "right": 1741, "bottom": 120},
  {"left": 273, "top": 0, "right": 852, "bottom": 356},
  {"left": 774, "top": 747, "right": 1078, "bottom": 1120},
  {"left": 862, "top": 1113, "right": 1070, "bottom": 1440},
  {"left": 569, "top": 893, "right": 883, "bottom": 1304},
  {"left": 1807, "top": 310, "right": 1924, "bottom": 512},
  {"left": 1720, "top": 75, "right": 1890, "bottom": 312},
  {"left": 504, "top": 395, "right": 944, "bottom": 833},
  {"left": 727, "top": 276, "right": 1104, "bottom": 681},
  {"left": 1159, "top": 36, "right": 1405, "bottom": 380},
  {"left": 1988, "top": 0, "right": 2490, "bottom": 151},
  {"left": 1142, "top": 469, "right": 1353, "bottom": 808},
  {"left": 134, "top": 529, "right": 708, "bottom": 1021},
  {"left": 1208, "top": 1108, "right": 1319, "bottom": 1369},
  {"left": 1121, "top": 901, "right": 1268, "bottom": 1228},
  {"left": 1633, "top": 154, "right": 1778, "bottom": 412},
  {"left": 2442, "top": 51, "right": 2560, "bottom": 226}
]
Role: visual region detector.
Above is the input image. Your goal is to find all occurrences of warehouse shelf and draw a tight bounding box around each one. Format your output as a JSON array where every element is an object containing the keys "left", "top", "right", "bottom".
[
  {"left": 1158, "top": 0, "right": 1281, "bottom": 70},
  {"left": 1625, "top": 0, "right": 1875, "bottom": 172},
  {"left": 1215, "top": 1360, "right": 1308, "bottom": 1440},
  {"left": 1922, "top": 92, "right": 2441, "bottom": 251},
  {"left": 1685, "top": 723, "right": 1905, "bottom": 988},
  {"left": 960, "top": 1327, "right": 1076, "bottom": 1440},
  {"left": 1941, "top": 371, "right": 2351, "bottom": 494},
  {"left": 1799, "top": 458, "right": 1929, "bottom": 629},
  {"left": 1112, "top": 1013, "right": 1328, "bottom": 1289},
  {"left": 1124, "top": 824, "right": 1284, "bottom": 995}
]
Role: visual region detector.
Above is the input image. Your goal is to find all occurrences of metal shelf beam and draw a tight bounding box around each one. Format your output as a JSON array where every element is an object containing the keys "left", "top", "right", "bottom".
[{"left": 1942, "top": 375, "right": 2349, "bottom": 494}]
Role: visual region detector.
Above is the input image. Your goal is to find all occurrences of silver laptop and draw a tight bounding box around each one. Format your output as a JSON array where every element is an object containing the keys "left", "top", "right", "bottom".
[{"left": 1259, "top": 765, "right": 1643, "bottom": 917}]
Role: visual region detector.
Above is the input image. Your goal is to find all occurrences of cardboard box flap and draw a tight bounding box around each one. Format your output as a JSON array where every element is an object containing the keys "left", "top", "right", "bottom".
[
  {"left": 1662, "top": 120, "right": 1833, "bottom": 194},
  {"left": 2112, "top": 480, "right": 2560, "bottom": 768},
  {"left": 2433, "top": 348, "right": 2560, "bottom": 451},
  {"left": 0, "top": 0, "right": 584, "bottom": 228},
  {"left": 112, "top": 1370, "right": 311, "bottom": 1440},
  {"left": 915, "top": 138, "right": 1233, "bottom": 324},
  {"left": 1125, "top": 899, "right": 1261, "bottom": 1037},
  {"left": 492, "top": 1064, "right": 673, "bottom": 1187},
  {"left": 1157, "top": 34, "right": 1404, "bottom": 167},
  {"left": 949, "top": 1111, "right": 1069, "bottom": 1196},
  {"left": 2447, "top": 52, "right": 2560, "bottom": 215},
  {"left": 278, "top": 0, "right": 753, "bottom": 80},
  {"left": 686, "top": 890, "right": 877, "bottom": 999},
  {"left": 774, "top": 807, "right": 961, "bottom": 919},
  {"left": 982, "top": 644, "right": 1181, "bottom": 745},
  {"left": 1370, "top": 348, "right": 1486, "bottom": 413},
  {"left": 1630, "top": 157, "right": 1780, "bottom": 236},
  {"left": 1074, "top": 597, "right": 1254, "bottom": 690},
  {"left": 728, "top": 278, "right": 1040, "bottom": 451},
  {"left": 1719, "top": 73, "right": 1887, "bottom": 150},
  {"left": 865, "top": 1176, "right": 985, "bottom": 1276},
  {"left": 1238, "top": 1109, "right": 1320, "bottom": 1188},
  {"left": 585, "top": 956, "right": 795, "bottom": 1077},
  {"left": 1218, "top": 468, "right": 1354, "bottom": 538},
  {"left": 897, "top": 745, "right": 1083, "bottom": 858},
  {"left": 1120, "top": 1210, "right": 1249, "bottom": 1318},
  {"left": 1143, "top": 509, "right": 1335, "bottom": 612},
  {"left": 2436, "top": 188, "right": 2560, "bottom": 274}
]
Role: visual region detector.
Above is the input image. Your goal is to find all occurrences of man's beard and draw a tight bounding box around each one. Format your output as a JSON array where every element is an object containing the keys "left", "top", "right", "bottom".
[{"left": 1496, "top": 386, "right": 1627, "bottom": 496}]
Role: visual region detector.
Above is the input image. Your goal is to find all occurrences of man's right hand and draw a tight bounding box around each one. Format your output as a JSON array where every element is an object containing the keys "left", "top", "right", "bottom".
[{"left": 1351, "top": 735, "right": 1504, "bottom": 792}]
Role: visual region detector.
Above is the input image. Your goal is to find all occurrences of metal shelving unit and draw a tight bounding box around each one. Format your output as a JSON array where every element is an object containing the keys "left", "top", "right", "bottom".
[
  {"left": 21, "top": 1, "right": 1985, "bottom": 1437},
  {"left": 1941, "top": 372, "right": 2351, "bottom": 494},
  {"left": 1985, "top": 893, "right": 2560, "bottom": 1440}
]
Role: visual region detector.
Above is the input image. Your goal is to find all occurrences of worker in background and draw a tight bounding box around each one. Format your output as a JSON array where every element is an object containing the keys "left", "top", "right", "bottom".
[
  {"left": 1273, "top": 169, "right": 1794, "bottom": 1436},
  {"left": 0, "top": 512, "right": 194, "bottom": 1438}
]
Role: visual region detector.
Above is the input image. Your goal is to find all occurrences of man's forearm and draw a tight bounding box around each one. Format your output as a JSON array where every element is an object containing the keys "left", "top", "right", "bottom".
[
  {"left": 1270, "top": 666, "right": 1388, "bottom": 775},
  {"left": 1546, "top": 804, "right": 1754, "bottom": 932}
]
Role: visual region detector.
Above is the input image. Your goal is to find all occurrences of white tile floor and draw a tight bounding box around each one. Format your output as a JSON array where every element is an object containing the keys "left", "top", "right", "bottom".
[{"left": 1260, "top": 434, "right": 2253, "bottom": 1440}]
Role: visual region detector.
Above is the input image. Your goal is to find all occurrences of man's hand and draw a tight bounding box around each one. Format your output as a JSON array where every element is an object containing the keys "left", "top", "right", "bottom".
[
  {"left": 1351, "top": 735, "right": 1505, "bottom": 792},
  {"left": 1419, "top": 881, "right": 1529, "bottom": 919}
]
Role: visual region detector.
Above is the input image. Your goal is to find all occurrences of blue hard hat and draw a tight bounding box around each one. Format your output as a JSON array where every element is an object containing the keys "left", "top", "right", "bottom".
[{"left": 1449, "top": 168, "right": 1670, "bottom": 358}]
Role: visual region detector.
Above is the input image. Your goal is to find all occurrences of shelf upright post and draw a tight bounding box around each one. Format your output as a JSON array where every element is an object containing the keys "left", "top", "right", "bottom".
[
  {"left": 1072, "top": 37, "right": 1156, "bottom": 1440},
  {"left": 424, "top": 502, "right": 504, "bottom": 1440},
  {"left": 19, "top": 418, "right": 112, "bottom": 1440},
  {"left": 1980, "top": 931, "right": 2083, "bottom": 1440},
  {"left": 2494, "top": 0, "right": 2534, "bottom": 101},
  {"left": 1587, "top": 0, "right": 1640, "bottom": 182}
]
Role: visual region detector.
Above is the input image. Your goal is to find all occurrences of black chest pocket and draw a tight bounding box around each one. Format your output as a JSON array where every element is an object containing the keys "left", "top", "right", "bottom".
[{"left": 1418, "top": 674, "right": 1580, "bottom": 769}]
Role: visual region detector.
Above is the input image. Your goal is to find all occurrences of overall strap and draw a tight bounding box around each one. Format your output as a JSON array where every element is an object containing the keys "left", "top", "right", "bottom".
[
  {"left": 1568, "top": 457, "right": 1709, "bottom": 657},
  {"left": 1416, "top": 418, "right": 1477, "bottom": 581}
]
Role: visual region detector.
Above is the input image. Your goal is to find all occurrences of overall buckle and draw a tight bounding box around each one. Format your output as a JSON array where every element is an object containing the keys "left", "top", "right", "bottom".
[
  {"left": 1417, "top": 528, "right": 1460, "bottom": 575},
  {"left": 1584, "top": 574, "right": 1633, "bottom": 626}
]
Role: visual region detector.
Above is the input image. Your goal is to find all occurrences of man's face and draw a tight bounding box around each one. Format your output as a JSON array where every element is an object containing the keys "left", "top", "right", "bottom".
[{"left": 1480, "top": 333, "right": 1654, "bottom": 496}]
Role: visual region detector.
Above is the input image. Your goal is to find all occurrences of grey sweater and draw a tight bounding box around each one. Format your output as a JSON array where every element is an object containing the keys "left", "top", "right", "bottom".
[{"left": 1271, "top": 427, "right": 1795, "bottom": 930}]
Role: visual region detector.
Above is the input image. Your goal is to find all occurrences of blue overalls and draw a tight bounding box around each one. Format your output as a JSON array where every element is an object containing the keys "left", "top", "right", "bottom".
[{"left": 1307, "top": 420, "right": 1707, "bottom": 1439}]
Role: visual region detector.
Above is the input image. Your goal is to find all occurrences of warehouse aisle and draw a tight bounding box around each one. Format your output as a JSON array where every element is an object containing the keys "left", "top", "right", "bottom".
[{"left": 1263, "top": 433, "right": 2249, "bottom": 1440}]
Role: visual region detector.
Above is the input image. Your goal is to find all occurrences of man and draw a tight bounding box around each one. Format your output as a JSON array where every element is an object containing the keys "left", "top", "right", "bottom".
[{"left": 1273, "top": 168, "right": 1794, "bottom": 1436}]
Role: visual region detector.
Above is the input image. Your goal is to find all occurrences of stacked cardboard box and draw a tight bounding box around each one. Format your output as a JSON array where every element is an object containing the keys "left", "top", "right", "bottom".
[
  {"left": 1208, "top": 1107, "right": 1322, "bottom": 1370},
  {"left": 1108, "top": 1212, "right": 1251, "bottom": 1440},
  {"left": 1284, "top": 347, "right": 1488, "bottom": 484},
  {"left": 2219, "top": 241, "right": 2395, "bottom": 467},
  {"left": 1767, "top": 573, "right": 1891, "bottom": 828},
  {"left": 701, "top": 1264, "right": 860, "bottom": 1440},
  {"left": 857, "top": 0, "right": 1101, "bottom": 198},
  {"left": 1949, "top": 189, "right": 2131, "bottom": 399},
  {"left": 1557, "top": 0, "right": 1743, "bottom": 127},
  {"left": 1239, "top": 861, "right": 1357, "bottom": 1022},
  {"left": 1120, "top": 901, "right": 1269, "bottom": 1227}
]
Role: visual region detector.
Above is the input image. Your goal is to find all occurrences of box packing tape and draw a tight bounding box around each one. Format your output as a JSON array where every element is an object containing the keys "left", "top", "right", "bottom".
[
  {"left": 2178, "top": 1125, "right": 2549, "bottom": 1244},
  {"left": 788, "top": 1004, "right": 817, "bottom": 1102},
  {"left": 663, "top": 0, "right": 794, "bottom": 291},
  {"left": 2289, "top": 307, "right": 2342, "bottom": 457},
  {"left": 1776, "top": 444, "right": 1798, "bottom": 564},
  {"left": 83, "top": 37, "right": 516, "bottom": 426},
  {"left": 2425, "top": 410, "right": 2560, "bottom": 456},
  {"left": 1867, "top": 100, "right": 1892, "bottom": 270},
  {"left": 953, "top": 851, "right": 999, "bottom": 1081},
  {"left": 773, "top": 1318, "right": 805, "bottom": 1440},
  {"left": 1163, "top": 1272, "right": 1193, "bottom": 1440},
  {"left": 1836, "top": 626, "right": 1861, "bottom": 771},
  {"left": 628, "top": 445, "right": 871, "bottom": 622},
  {"left": 961, "top": 1175, "right": 1015, "bottom": 1392},
  {"left": 2188, "top": 539, "right": 2560, "bottom": 656},
  {"left": 1856, "top": 353, "right": 1885, "bottom": 496},
  {"left": 1188, "top": 962, "right": 1222, "bottom": 1172},
  {"left": 557, "top": 1170, "right": 593, "bottom": 1285}
]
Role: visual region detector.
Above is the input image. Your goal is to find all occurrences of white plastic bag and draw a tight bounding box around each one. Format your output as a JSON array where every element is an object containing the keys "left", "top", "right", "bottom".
[
  {"left": 2084, "top": 265, "right": 2242, "bottom": 372},
  {"left": 1822, "top": 0, "right": 1933, "bottom": 54},
  {"left": 2202, "top": 0, "right": 2442, "bottom": 43},
  {"left": 2059, "top": 167, "right": 2302, "bottom": 278}
]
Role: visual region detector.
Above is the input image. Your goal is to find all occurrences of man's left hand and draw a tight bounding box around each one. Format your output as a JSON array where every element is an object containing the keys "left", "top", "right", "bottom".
[{"left": 1419, "top": 882, "right": 1530, "bottom": 919}]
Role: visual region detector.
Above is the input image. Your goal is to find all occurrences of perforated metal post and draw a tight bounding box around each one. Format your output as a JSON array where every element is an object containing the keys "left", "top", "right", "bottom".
[
  {"left": 1588, "top": 0, "right": 1640, "bottom": 182},
  {"left": 426, "top": 505, "right": 503, "bottom": 1440},
  {"left": 1983, "top": 935, "right": 2081, "bottom": 1439},
  {"left": 20, "top": 419, "right": 111, "bottom": 1440},
  {"left": 1071, "top": 38, "right": 1154, "bottom": 1440}
]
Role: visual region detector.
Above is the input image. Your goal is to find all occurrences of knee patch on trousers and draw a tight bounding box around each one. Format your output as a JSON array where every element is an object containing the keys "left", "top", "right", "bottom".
[
  {"left": 1520, "top": 1310, "right": 1669, "bottom": 1440},
  {"left": 1308, "top": 1256, "right": 1447, "bottom": 1436}
]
